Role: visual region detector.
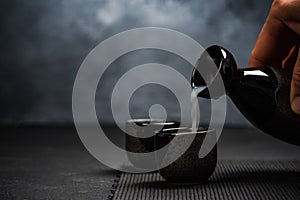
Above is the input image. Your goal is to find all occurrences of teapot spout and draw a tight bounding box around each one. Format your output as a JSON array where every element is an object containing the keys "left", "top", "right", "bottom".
[
  {"left": 192, "top": 86, "right": 210, "bottom": 99},
  {"left": 191, "top": 45, "right": 239, "bottom": 99}
]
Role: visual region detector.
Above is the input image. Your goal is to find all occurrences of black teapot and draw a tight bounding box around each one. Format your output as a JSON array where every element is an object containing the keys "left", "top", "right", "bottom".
[{"left": 191, "top": 45, "right": 300, "bottom": 146}]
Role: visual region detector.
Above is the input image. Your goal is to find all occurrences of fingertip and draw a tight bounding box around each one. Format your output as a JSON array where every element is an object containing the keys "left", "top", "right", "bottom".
[{"left": 291, "top": 96, "right": 300, "bottom": 115}]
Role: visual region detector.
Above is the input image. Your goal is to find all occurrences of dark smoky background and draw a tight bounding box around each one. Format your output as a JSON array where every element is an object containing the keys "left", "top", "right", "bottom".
[{"left": 0, "top": 0, "right": 272, "bottom": 126}]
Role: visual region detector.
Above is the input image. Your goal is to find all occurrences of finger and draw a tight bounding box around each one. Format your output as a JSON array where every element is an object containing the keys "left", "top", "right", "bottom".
[
  {"left": 249, "top": 5, "right": 298, "bottom": 68},
  {"left": 282, "top": 45, "right": 299, "bottom": 70},
  {"left": 291, "top": 46, "right": 300, "bottom": 115}
]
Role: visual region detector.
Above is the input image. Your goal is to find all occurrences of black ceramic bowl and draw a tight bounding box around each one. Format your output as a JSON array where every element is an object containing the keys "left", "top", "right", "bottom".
[
  {"left": 125, "top": 119, "right": 180, "bottom": 168},
  {"left": 156, "top": 127, "right": 217, "bottom": 184}
]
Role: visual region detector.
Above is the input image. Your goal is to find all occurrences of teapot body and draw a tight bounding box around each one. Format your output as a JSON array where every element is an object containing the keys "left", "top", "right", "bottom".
[{"left": 229, "top": 67, "right": 300, "bottom": 145}]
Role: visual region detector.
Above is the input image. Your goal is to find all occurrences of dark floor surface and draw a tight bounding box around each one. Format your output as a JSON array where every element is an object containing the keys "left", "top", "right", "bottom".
[{"left": 0, "top": 126, "right": 299, "bottom": 199}]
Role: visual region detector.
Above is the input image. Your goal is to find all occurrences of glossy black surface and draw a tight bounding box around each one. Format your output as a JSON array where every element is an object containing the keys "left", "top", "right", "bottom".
[{"left": 191, "top": 45, "right": 300, "bottom": 146}]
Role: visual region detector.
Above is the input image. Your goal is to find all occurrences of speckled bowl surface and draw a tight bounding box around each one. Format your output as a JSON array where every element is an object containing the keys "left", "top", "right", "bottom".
[
  {"left": 125, "top": 119, "right": 180, "bottom": 168},
  {"left": 157, "top": 127, "right": 217, "bottom": 184}
]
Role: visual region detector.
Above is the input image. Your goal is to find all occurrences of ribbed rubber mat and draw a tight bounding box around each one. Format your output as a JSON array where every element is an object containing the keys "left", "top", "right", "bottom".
[{"left": 110, "top": 160, "right": 300, "bottom": 200}]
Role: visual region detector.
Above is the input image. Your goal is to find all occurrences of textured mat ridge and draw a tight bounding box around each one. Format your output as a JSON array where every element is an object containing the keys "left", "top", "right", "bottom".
[{"left": 112, "top": 160, "right": 300, "bottom": 200}]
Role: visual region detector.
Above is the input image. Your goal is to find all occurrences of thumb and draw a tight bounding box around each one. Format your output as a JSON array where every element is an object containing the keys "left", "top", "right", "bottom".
[{"left": 291, "top": 46, "right": 300, "bottom": 115}]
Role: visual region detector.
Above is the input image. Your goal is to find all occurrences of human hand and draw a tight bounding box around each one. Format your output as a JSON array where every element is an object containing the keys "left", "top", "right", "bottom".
[{"left": 249, "top": 0, "right": 300, "bottom": 115}]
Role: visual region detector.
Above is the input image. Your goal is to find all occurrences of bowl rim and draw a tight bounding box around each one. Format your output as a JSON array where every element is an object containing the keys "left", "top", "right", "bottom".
[
  {"left": 157, "top": 127, "right": 215, "bottom": 136},
  {"left": 126, "top": 118, "right": 179, "bottom": 125}
]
